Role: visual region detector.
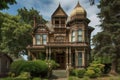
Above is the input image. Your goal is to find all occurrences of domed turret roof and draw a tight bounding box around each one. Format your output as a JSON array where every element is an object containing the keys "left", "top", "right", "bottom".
[{"left": 70, "top": 2, "right": 86, "bottom": 18}]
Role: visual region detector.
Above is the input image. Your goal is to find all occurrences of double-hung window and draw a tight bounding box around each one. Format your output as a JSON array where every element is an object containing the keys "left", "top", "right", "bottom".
[
  {"left": 78, "top": 29, "right": 82, "bottom": 42},
  {"left": 35, "top": 34, "right": 41, "bottom": 45},
  {"left": 43, "top": 34, "right": 47, "bottom": 44},
  {"left": 72, "top": 31, "right": 76, "bottom": 42}
]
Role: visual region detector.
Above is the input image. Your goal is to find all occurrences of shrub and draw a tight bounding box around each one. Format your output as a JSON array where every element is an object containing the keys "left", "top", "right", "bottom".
[
  {"left": 76, "top": 68, "right": 86, "bottom": 78},
  {"left": 69, "top": 69, "right": 76, "bottom": 76},
  {"left": 10, "top": 60, "right": 25, "bottom": 75},
  {"left": 10, "top": 60, "right": 49, "bottom": 77},
  {"left": 85, "top": 69, "right": 96, "bottom": 78},
  {"left": 45, "top": 60, "right": 59, "bottom": 69},
  {"left": 85, "top": 61, "right": 104, "bottom": 78},
  {"left": 15, "top": 72, "right": 31, "bottom": 79}
]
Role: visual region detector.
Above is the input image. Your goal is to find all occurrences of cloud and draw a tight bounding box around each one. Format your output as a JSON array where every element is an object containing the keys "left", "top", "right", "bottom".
[{"left": 3, "top": 0, "right": 101, "bottom": 37}]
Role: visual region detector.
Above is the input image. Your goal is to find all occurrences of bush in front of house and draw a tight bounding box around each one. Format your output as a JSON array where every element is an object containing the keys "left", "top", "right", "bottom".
[
  {"left": 85, "top": 61, "right": 104, "bottom": 78},
  {"left": 10, "top": 60, "right": 49, "bottom": 77},
  {"left": 76, "top": 68, "right": 86, "bottom": 78},
  {"left": 69, "top": 68, "right": 86, "bottom": 78}
]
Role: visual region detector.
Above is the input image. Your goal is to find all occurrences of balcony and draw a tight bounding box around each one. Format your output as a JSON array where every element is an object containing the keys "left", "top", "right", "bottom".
[{"left": 47, "top": 42, "right": 88, "bottom": 47}]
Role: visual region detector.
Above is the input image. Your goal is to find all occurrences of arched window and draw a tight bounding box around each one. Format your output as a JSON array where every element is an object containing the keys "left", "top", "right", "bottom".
[
  {"left": 78, "top": 29, "right": 82, "bottom": 42},
  {"left": 71, "top": 31, "right": 76, "bottom": 42}
]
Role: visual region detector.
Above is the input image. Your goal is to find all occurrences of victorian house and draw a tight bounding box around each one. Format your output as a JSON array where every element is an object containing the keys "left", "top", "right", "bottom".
[{"left": 27, "top": 2, "right": 94, "bottom": 69}]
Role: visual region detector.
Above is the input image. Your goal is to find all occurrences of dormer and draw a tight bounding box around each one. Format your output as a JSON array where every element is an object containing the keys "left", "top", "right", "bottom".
[
  {"left": 51, "top": 4, "right": 68, "bottom": 28},
  {"left": 32, "top": 24, "right": 49, "bottom": 45}
]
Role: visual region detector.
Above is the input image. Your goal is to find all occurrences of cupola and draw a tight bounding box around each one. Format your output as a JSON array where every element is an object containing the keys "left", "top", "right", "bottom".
[{"left": 70, "top": 2, "right": 86, "bottom": 20}]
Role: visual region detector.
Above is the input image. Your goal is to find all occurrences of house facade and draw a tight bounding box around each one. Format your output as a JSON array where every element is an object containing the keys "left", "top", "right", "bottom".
[{"left": 27, "top": 2, "right": 94, "bottom": 69}]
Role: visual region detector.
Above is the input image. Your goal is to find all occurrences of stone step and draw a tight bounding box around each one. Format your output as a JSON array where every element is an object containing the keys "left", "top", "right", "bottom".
[{"left": 52, "top": 70, "right": 67, "bottom": 78}]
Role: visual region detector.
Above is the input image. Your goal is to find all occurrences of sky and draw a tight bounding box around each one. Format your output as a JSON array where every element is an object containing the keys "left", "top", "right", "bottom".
[
  {"left": 2, "top": 0, "right": 101, "bottom": 59},
  {"left": 2, "top": 0, "right": 101, "bottom": 36}
]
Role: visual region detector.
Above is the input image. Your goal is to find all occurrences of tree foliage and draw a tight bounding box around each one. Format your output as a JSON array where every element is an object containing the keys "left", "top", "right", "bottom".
[
  {"left": 17, "top": 7, "right": 47, "bottom": 26},
  {"left": 0, "top": 0, "right": 16, "bottom": 10},
  {"left": 0, "top": 7, "right": 47, "bottom": 57},
  {"left": 92, "top": 0, "right": 120, "bottom": 74},
  {"left": 0, "top": 12, "right": 32, "bottom": 56}
]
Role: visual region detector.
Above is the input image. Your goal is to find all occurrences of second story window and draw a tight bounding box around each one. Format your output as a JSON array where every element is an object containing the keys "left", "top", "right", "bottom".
[
  {"left": 78, "top": 29, "right": 82, "bottom": 42},
  {"left": 43, "top": 34, "right": 47, "bottom": 44},
  {"left": 71, "top": 31, "right": 76, "bottom": 42},
  {"left": 35, "top": 34, "right": 41, "bottom": 45},
  {"left": 35, "top": 34, "right": 47, "bottom": 45}
]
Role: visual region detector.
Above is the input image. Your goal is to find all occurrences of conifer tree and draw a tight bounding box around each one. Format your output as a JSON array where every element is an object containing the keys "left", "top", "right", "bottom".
[{"left": 93, "top": 0, "right": 120, "bottom": 74}]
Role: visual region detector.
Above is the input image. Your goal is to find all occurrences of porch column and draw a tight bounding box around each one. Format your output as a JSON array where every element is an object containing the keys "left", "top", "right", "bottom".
[
  {"left": 46, "top": 48, "right": 48, "bottom": 60},
  {"left": 49, "top": 47, "right": 51, "bottom": 60},
  {"left": 66, "top": 47, "right": 68, "bottom": 66},
  {"left": 28, "top": 50, "right": 31, "bottom": 60},
  {"left": 69, "top": 47, "right": 71, "bottom": 67},
  {"left": 75, "top": 48, "right": 78, "bottom": 67},
  {"left": 31, "top": 53, "right": 36, "bottom": 60},
  {"left": 82, "top": 48, "right": 85, "bottom": 66}
]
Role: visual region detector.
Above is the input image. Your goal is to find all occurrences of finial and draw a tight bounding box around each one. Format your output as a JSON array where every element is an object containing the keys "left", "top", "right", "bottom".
[
  {"left": 75, "top": 1, "right": 81, "bottom": 8},
  {"left": 58, "top": 2, "right": 61, "bottom": 7}
]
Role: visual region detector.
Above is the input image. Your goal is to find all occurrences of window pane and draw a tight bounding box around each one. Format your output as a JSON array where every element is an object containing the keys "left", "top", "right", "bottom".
[
  {"left": 78, "top": 36, "right": 82, "bottom": 41},
  {"left": 72, "top": 31, "right": 75, "bottom": 36},
  {"left": 78, "top": 29, "right": 82, "bottom": 35},
  {"left": 35, "top": 35, "right": 40, "bottom": 39},
  {"left": 43, "top": 34, "right": 47, "bottom": 44},
  {"left": 78, "top": 29, "right": 82, "bottom": 42},
  {"left": 72, "top": 31, "right": 76, "bottom": 42},
  {"left": 35, "top": 35, "right": 41, "bottom": 45},
  {"left": 78, "top": 52, "right": 82, "bottom": 66},
  {"left": 43, "top": 40, "right": 47, "bottom": 44},
  {"left": 43, "top": 34, "right": 47, "bottom": 39}
]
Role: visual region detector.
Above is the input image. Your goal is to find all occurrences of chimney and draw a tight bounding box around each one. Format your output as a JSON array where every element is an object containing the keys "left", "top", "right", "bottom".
[{"left": 33, "top": 15, "right": 36, "bottom": 27}]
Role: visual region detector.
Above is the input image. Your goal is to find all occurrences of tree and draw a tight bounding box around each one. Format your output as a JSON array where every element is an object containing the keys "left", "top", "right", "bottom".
[
  {"left": 92, "top": 0, "right": 120, "bottom": 74},
  {"left": 17, "top": 7, "right": 47, "bottom": 26},
  {"left": 0, "top": 0, "right": 16, "bottom": 10},
  {"left": 0, "top": 7, "right": 47, "bottom": 57},
  {"left": 0, "top": 12, "right": 32, "bottom": 57}
]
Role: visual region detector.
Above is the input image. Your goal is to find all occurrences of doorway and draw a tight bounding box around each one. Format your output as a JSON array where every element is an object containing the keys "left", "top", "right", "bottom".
[{"left": 56, "top": 52, "right": 65, "bottom": 69}]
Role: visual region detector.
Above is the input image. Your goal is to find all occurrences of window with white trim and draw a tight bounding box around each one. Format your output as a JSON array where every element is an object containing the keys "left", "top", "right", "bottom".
[
  {"left": 71, "top": 31, "right": 76, "bottom": 42},
  {"left": 78, "top": 29, "right": 82, "bottom": 42},
  {"left": 43, "top": 34, "right": 47, "bottom": 44},
  {"left": 35, "top": 34, "right": 41, "bottom": 45},
  {"left": 35, "top": 34, "right": 47, "bottom": 45}
]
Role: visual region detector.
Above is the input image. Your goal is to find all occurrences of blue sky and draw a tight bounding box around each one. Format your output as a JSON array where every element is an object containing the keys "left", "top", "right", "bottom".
[{"left": 2, "top": 0, "right": 101, "bottom": 36}]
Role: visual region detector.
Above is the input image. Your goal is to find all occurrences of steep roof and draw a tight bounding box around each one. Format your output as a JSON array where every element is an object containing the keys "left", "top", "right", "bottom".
[{"left": 52, "top": 3, "right": 68, "bottom": 17}]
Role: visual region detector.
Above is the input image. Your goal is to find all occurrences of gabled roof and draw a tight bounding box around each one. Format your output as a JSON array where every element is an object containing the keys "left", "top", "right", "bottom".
[
  {"left": 52, "top": 3, "right": 68, "bottom": 17},
  {"left": 33, "top": 23, "right": 50, "bottom": 33}
]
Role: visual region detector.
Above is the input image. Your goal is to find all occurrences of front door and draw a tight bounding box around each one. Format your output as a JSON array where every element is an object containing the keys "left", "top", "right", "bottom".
[{"left": 56, "top": 53, "right": 65, "bottom": 69}]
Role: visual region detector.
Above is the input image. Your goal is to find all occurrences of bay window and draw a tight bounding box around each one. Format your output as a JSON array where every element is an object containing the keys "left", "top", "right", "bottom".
[
  {"left": 71, "top": 31, "right": 76, "bottom": 42},
  {"left": 78, "top": 29, "right": 82, "bottom": 42}
]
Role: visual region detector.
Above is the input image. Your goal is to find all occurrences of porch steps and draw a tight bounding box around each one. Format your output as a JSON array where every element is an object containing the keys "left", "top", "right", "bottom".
[{"left": 52, "top": 70, "right": 67, "bottom": 78}]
